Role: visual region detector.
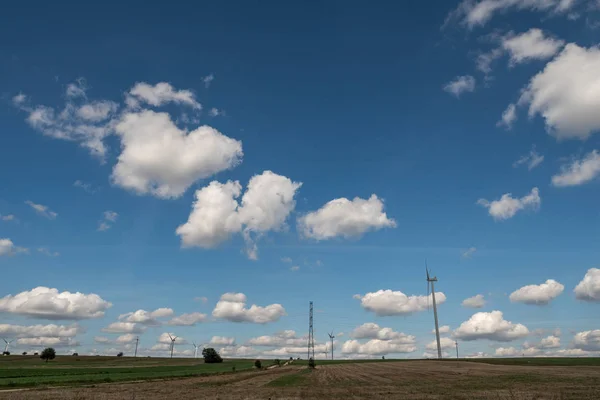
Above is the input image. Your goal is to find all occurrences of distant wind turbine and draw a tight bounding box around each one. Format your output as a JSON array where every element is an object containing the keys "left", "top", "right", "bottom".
[
  {"left": 2, "top": 338, "right": 13, "bottom": 354},
  {"left": 167, "top": 334, "right": 177, "bottom": 359}
]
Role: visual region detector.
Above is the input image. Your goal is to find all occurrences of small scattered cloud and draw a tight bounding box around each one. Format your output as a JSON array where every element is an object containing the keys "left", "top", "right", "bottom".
[
  {"left": 281, "top": 257, "right": 292, "bottom": 263},
  {"left": 203, "top": 74, "right": 215, "bottom": 88},
  {"left": 194, "top": 296, "right": 208, "bottom": 303},
  {"left": 0, "top": 214, "right": 17, "bottom": 222},
  {"left": 462, "top": 247, "right": 477, "bottom": 258},
  {"left": 443, "top": 75, "right": 476, "bottom": 97},
  {"left": 98, "top": 210, "right": 118, "bottom": 231},
  {"left": 513, "top": 147, "right": 544, "bottom": 170},
  {"left": 37, "top": 247, "right": 59, "bottom": 257},
  {"left": 290, "top": 265, "right": 300, "bottom": 272},
  {"left": 25, "top": 200, "right": 57, "bottom": 219},
  {"left": 497, "top": 104, "right": 517, "bottom": 130},
  {"left": 462, "top": 294, "right": 486, "bottom": 309},
  {"left": 477, "top": 187, "right": 540, "bottom": 220},
  {"left": 73, "top": 180, "right": 97, "bottom": 194},
  {"left": 551, "top": 150, "right": 600, "bottom": 187}
]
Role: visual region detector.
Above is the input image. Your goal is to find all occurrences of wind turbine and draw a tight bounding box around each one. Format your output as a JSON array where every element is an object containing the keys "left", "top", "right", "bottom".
[
  {"left": 426, "top": 265, "right": 442, "bottom": 359},
  {"left": 167, "top": 334, "right": 177, "bottom": 359},
  {"left": 2, "top": 338, "right": 13, "bottom": 354},
  {"left": 192, "top": 342, "right": 199, "bottom": 359},
  {"left": 327, "top": 331, "right": 335, "bottom": 360}
]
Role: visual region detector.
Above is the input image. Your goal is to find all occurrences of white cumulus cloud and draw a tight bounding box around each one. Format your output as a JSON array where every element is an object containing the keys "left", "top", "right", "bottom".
[
  {"left": 574, "top": 268, "right": 600, "bottom": 302},
  {"left": 509, "top": 279, "right": 564, "bottom": 305},
  {"left": 127, "top": 82, "right": 201, "bottom": 110},
  {"left": 552, "top": 150, "right": 600, "bottom": 187},
  {"left": 426, "top": 337, "right": 456, "bottom": 351},
  {"left": 177, "top": 171, "right": 301, "bottom": 259},
  {"left": 210, "top": 336, "right": 236, "bottom": 345},
  {"left": 453, "top": 311, "right": 529, "bottom": 341},
  {"left": 0, "top": 238, "right": 27, "bottom": 256},
  {"left": 167, "top": 312, "right": 207, "bottom": 326},
  {"left": 341, "top": 339, "right": 417, "bottom": 356},
  {"left": 517, "top": 44, "right": 600, "bottom": 140},
  {"left": 462, "top": 294, "right": 486, "bottom": 308},
  {"left": 118, "top": 308, "right": 173, "bottom": 326},
  {"left": 573, "top": 330, "right": 600, "bottom": 351},
  {"left": 477, "top": 187, "right": 540, "bottom": 220},
  {"left": 350, "top": 323, "right": 416, "bottom": 343},
  {"left": 357, "top": 289, "right": 446, "bottom": 317},
  {"left": 212, "top": 292, "right": 286, "bottom": 324},
  {"left": 0, "top": 287, "right": 111, "bottom": 320},
  {"left": 298, "top": 195, "right": 395, "bottom": 240},
  {"left": 112, "top": 110, "right": 242, "bottom": 199},
  {"left": 502, "top": 29, "right": 565, "bottom": 66},
  {"left": 102, "top": 322, "right": 146, "bottom": 334}
]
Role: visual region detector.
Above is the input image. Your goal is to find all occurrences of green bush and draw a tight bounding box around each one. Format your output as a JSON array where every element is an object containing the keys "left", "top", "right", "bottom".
[
  {"left": 308, "top": 358, "right": 315, "bottom": 369},
  {"left": 273, "top": 359, "right": 281, "bottom": 366},
  {"left": 254, "top": 359, "right": 262, "bottom": 369}
]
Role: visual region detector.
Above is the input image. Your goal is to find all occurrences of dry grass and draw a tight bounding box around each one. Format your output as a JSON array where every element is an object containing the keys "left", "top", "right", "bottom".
[{"left": 1, "top": 361, "right": 599, "bottom": 399}]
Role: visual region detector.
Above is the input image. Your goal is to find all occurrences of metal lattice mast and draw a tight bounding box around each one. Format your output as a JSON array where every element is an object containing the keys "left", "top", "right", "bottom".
[{"left": 307, "top": 301, "right": 315, "bottom": 361}]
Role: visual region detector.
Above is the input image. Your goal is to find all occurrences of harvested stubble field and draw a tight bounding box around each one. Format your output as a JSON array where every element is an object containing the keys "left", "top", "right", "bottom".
[{"left": 1, "top": 359, "right": 600, "bottom": 399}]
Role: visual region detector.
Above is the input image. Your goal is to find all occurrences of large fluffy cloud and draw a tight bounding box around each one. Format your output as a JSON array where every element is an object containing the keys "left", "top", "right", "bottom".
[
  {"left": 552, "top": 151, "right": 600, "bottom": 187},
  {"left": 574, "top": 268, "right": 600, "bottom": 302},
  {"left": 212, "top": 293, "right": 286, "bottom": 324},
  {"left": 356, "top": 290, "right": 446, "bottom": 317},
  {"left": 453, "top": 311, "right": 529, "bottom": 341},
  {"left": 17, "top": 337, "right": 79, "bottom": 347},
  {"left": 341, "top": 339, "right": 417, "bottom": 356},
  {"left": 573, "top": 330, "right": 600, "bottom": 351},
  {"left": 0, "top": 287, "right": 111, "bottom": 320},
  {"left": 509, "top": 279, "right": 564, "bottom": 305},
  {"left": 177, "top": 171, "right": 301, "bottom": 259},
  {"left": 462, "top": 294, "right": 486, "bottom": 309},
  {"left": 477, "top": 187, "right": 540, "bottom": 220},
  {"left": 517, "top": 44, "right": 600, "bottom": 140},
  {"left": 298, "top": 195, "right": 395, "bottom": 240},
  {"left": 0, "top": 323, "right": 82, "bottom": 338},
  {"left": 112, "top": 110, "right": 242, "bottom": 199}
]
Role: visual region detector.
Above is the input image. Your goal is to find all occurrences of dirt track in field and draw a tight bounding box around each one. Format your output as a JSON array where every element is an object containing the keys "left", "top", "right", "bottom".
[{"left": 2, "top": 361, "right": 600, "bottom": 399}]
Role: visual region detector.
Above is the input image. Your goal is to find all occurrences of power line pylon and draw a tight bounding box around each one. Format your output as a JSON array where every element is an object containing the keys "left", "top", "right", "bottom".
[{"left": 307, "top": 301, "right": 315, "bottom": 362}]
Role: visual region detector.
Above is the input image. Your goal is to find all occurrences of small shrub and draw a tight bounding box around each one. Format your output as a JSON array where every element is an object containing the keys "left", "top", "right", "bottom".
[
  {"left": 273, "top": 359, "right": 281, "bottom": 366},
  {"left": 72, "top": 352, "right": 79, "bottom": 356},
  {"left": 33, "top": 352, "right": 38, "bottom": 356},
  {"left": 254, "top": 359, "right": 262, "bottom": 369},
  {"left": 22, "top": 352, "right": 27, "bottom": 356},
  {"left": 289, "top": 357, "right": 293, "bottom": 361},
  {"left": 117, "top": 352, "right": 123, "bottom": 357},
  {"left": 308, "top": 357, "right": 315, "bottom": 369},
  {"left": 232, "top": 366, "right": 236, "bottom": 372},
  {"left": 2, "top": 351, "right": 10, "bottom": 356}
]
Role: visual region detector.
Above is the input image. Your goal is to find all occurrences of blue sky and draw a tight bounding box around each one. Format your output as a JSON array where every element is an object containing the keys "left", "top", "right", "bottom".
[{"left": 1, "top": 0, "right": 600, "bottom": 359}]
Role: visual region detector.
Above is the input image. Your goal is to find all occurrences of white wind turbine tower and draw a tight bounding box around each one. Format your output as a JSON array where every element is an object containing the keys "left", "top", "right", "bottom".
[
  {"left": 167, "top": 334, "right": 177, "bottom": 359},
  {"left": 192, "top": 342, "right": 199, "bottom": 359},
  {"left": 2, "top": 338, "right": 13, "bottom": 354},
  {"left": 427, "top": 265, "right": 442, "bottom": 359}
]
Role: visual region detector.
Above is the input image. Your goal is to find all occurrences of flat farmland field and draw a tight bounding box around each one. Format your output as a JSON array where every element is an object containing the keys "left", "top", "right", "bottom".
[{"left": 1, "top": 358, "right": 600, "bottom": 399}]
